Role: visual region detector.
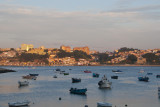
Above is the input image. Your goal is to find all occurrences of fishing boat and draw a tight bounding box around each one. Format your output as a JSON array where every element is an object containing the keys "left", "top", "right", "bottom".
[
  {"left": 111, "top": 76, "right": 118, "bottom": 79},
  {"left": 93, "top": 73, "right": 99, "bottom": 78},
  {"left": 138, "top": 76, "right": 149, "bottom": 82},
  {"left": 8, "top": 100, "right": 30, "bottom": 107},
  {"left": 69, "top": 88, "right": 87, "bottom": 95},
  {"left": 72, "top": 78, "right": 81, "bottom": 83},
  {"left": 29, "top": 73, "right": 39, "bottom": 76},
  {"left": 156, "top": 75, "right": 160, "bottom": 78},
  {"left": 18, "top": 81, "right": 29, "bottom": 86},
  {"left": 112, "top": 70, "right": 123, "bottom": 74},
  {"left": 97, "top": 102, "right": 112, "bottom": 107},
  {"left": 98, "top": 75, "right": 112, "bottom": 88},
  {"left": 84, "top": 70, "right": 92, "bottom": 73},
  {"left": 22, "top": 75, "right": 37, "bottom": 80}
]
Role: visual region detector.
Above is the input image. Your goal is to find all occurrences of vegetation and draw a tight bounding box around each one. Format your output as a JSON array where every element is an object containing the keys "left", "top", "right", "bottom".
[
  {"left": 18, "top": 53, "right": 49, "bottom": 64},
  {"left": 56, "top": 50, "right": 91, "bottom": 61},
  {"left": 142, "top": 53, "right": 160, "bottom": 64},
  {"left": 118, "top": 47, "right": 139, "bottom": 52}
]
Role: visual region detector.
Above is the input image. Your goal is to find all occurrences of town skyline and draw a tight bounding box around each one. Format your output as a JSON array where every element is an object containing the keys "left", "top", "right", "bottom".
[{"left": 0, "top": 0, "right": 160, "bottom": 51}]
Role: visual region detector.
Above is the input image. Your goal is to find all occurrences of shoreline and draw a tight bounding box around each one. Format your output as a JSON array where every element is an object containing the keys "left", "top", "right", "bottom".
[{"left": 1, "top": 64, "right": 160, "bottom": 67}]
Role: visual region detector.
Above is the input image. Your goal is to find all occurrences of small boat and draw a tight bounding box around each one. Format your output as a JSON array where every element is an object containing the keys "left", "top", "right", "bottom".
[
  {"left": 69, "top": 88, "right": 87, "bottom": 95},
  {"left": 29, "top": 73, "right": 39, "bottom": 76},
  {"left": 22, "top": 75, "right": 37, "bottom": 80},
  {"left": 64, "top": 73, "right": 69, "bottom": 75},
  {"left": 138, "top": 69, "right": 145, "bottom": 73},
  {"left": 72, "top": 78, "right": 81, "bottom": 83},
  {"left": 98, "top": 75, "right": 112, "bottom": 88},
  {"left": 156, "top": 75, "right": 160, "bottom": 78},
  {"left": 8, "top": 100, "right": 30, "bottom": 107},
  {"left": 18, "top": 81, "right": 29, "bottom": 86},
  {"left": 84, "top": 70, "right": 92, "bottom": 73},
  {"left": 93, "top": 73, "right": 100, "bottom": 78},
  {"left": 158, "top": 87, "right": 160, "bottom": 97},
  {"left": 55, "top": 68, "right": 61, "bottom": 71},
  {"left": 97, "top": 102, "right": 112, "bottom": 107},
  {"left": 53, "top": 75, "right": 57, "bottom": 78},
  {"left": 147, "top": 73, "right": 153, "bottom": 75},
  {"left": 111, "top": 76, "right": 118, "bottom": 79},
  {"left": 138, "top": 76, "right": 149, "bottom": 82},
  {"left": 112, "top": 70, "right": 123, "bottom": 74}
]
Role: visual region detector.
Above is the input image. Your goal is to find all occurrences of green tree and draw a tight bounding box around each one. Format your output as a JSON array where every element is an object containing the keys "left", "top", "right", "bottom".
[
  {"left": 126, "top": 54, "right": 137, "bottom": 64},
  {"left": 142, "top": 53, "right": 160, "bottom": 64}
]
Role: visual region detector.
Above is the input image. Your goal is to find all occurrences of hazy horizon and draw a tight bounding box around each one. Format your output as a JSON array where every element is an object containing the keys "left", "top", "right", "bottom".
[{"left": 0, "top": 0, "right": 160, "bottom": 51}]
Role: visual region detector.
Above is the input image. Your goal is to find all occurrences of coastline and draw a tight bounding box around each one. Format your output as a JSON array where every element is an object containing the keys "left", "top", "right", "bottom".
[{"left": 1, "top": 64, "right": 160, "bottom": 67}]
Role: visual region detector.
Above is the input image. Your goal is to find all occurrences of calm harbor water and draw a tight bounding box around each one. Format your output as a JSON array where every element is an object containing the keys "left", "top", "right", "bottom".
[{"left": 0, "top": 66, "right": 160, "bottom": 107}]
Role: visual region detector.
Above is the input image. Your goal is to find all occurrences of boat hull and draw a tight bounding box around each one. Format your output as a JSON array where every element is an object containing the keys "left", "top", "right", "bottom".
[
  {"left": 97, "top": 102, "right": 112, "bottom": 107},
  {"left": 138, "top": 76, "right": 149, "bottom": 82},
  {"left": 8, "top": 101, "right": 30, "bottom": 107},
  {"left": 69, "top": 88, "right": 87, "bottom": 95}
]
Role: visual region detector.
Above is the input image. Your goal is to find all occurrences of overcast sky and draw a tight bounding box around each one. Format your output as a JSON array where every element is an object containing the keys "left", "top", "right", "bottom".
[{"left": 0, "top": 0, "right": 160, "bottom": 52}]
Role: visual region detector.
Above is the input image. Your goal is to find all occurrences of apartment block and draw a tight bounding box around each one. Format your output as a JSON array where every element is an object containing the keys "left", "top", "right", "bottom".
[
  {"left": 73, "top": 46, "right": 90, "bottom": 54},
  {"left": 21, "top": 44, "right": 34, "bottom": 51},
  {"left": 60, "top": 45, "right": 71, "bottom": 52}
]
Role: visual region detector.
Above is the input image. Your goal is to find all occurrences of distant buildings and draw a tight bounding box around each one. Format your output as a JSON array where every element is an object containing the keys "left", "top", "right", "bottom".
[
  {"left": 60, "top": 45, "right": 71, "bottom": 52},
  {"left": 21, "top": 44, "right": 34, "bottom": 51},
  {"left": 73, "top": 46, "right": 90, "bottom": 55}
]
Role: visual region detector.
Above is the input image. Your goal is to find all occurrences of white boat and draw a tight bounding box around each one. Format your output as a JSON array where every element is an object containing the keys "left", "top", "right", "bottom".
[
  {"left": 97, "top": 102, "right": 112, "bottom": 107},
  {"left": 98, "top": 75, "right": 112, "bottom": 88},
  {"left": 8, "top": 100, "right": 30, "bottom": 107},
  {"left": 18, "top": 81, "right": 29, "bottom": 86}
]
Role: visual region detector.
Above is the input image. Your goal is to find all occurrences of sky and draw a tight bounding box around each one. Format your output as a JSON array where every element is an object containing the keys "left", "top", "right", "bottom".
[{"left": 0, "top": 0, "right": 160, "bottom": 52}]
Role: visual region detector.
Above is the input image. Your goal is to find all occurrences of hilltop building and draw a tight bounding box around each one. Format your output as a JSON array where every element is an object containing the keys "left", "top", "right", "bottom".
[
  {"left": 60, "top": 45, "right": 71, "bottom": 52},
  {"left": 21, "top": 44, "right": 34, "bottom": 51},
  {"left": 73, "top": 46, "right": 90, "bottom": 55}
]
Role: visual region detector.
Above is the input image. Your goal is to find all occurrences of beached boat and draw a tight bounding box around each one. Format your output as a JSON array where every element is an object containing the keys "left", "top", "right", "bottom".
[
  {"left": 18, "top": 81, "right": 29, "bottom": 86},
  {"left": 112, "top": 70, "right": 123, "bottom": 74},
  {"left": 138, "top": 76, "right": 149, "bottom": 82},
  {"left": 93, "top": 73, "right": 99, "bottom": 78},
  {"left": 156, "top": 75, "right": 160, "bottom": 78},
  {"left": 84, "top": 70, "right": 92, "bottom": 73},
  {"left": 29, "top": 73, "right": 39, "bottom": 76},
  {"left": 22, "top": 75, "right": 37, "bottom": 80},
  {"left": 97, "top": 102, "right": 112, "bottom": 107},
  {"left": 8, "top": 100, "right": 30, "bottom": 107},
  {"left": 98, "top": 75, "right": 112, "bottom": 88},
  {"left": 111, "top": 76, "right": 118, "bottom": 79},
  {"left": 72, "top": 78, "right": 81, "bottom": 83},
  {"left": 69, "top": 88, "right": 87, "bottom": 95}
]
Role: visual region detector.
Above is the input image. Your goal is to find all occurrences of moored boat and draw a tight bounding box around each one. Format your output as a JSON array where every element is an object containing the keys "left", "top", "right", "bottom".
[
  {"left": 147, "top": 73, "right": 153, "bottom": 75},
  {"left": 29, "top": 73, "right": 39, "bottom": 76},
  {"left": 69, "top": 88, "right": 87, "bottom": 95},
  {"left": 84, "top": 70, "right": 92, "bottom": 73},
  {"left": 93, "top": 73, "right": 99, "bottom": 78},
  {"left": 156, "top": 75, "right": 160, "bottom": 78},
  {"left": 72, "top": 78, "right": 81, "bottom": 83},
  {"left": 53, "top": 75, "right": 57, "bottom": 78},
  {"left": 8, "top": 100, "right": 30, "bottom": 107},
  {"left": 111, "top": 76, "right": 118, "bottom": 79},
  {"left": 97, "top": 102, "right": 112, "bottom": 107},
  {"left": 98, "top": 75, "right": 112, "bottom": 88},
  {"left": 64, "top": 73, "right": 69, "bottom": 75},
  {"left": 18, "top": 81, "right": 29, "bottom": 86},
  {"left": 138, "top": 76, "right": 149, "bottom": 82},
  {"left": 22, "top": 75, "right": 37, "bottom": 80},
  {"left": 158, "top": 87, "right": 160, "bottom": 97},
  {"left": 112, "top": 70, "right": 123, "bottom": 74}
]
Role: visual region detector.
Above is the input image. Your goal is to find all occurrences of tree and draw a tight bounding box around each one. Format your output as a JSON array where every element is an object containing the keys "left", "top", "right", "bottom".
[
  {"left": 142, "top": 53, "right": 160, "bottom": 64},
  {"left": 126, "top": 54, "right": 137, "bottom": 64}
]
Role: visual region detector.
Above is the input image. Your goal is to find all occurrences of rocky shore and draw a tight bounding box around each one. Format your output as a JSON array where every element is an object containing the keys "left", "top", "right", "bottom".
[{"left": 0, "top": 68, "right": 16, "bottom": 74}]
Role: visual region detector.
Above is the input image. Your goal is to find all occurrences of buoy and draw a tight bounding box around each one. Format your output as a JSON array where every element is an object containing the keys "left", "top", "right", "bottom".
[
  {"left": 59, "top": 97, "right": 61, "bottom": 100},
  {"left": 125, "top": 104, "right": 128, "bottom": 107},
  {"left": 84, "top": 105, "right": 88, "bottom": 107}
]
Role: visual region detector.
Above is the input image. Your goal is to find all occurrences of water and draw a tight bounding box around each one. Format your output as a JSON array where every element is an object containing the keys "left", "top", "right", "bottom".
[{"left": 0, "top": 66, "right": 160, "bottom": 107}]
